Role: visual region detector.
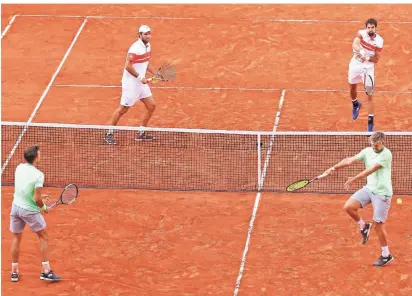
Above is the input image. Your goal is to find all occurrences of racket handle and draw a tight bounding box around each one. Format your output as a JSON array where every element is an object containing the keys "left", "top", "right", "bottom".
[{"left": 313, "top": 170, "right": 331, "bottom": 182}]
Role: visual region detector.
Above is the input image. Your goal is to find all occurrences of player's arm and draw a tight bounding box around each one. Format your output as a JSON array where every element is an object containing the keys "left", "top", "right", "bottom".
[
  {"left": 368, "top": 51, "right": 381, "bottom": 63},
  {"left": 323, "top": 156, "right": 362, "bottom": 176},
  {"left": 344, "top": 163, "right": 383, "bottom": 189},
  {"left": 124, "top": 54, "right": 148, "bottom": 83},
  {"left": 351, "top": 164, "right": 382, "bottom": 182},
  {"left": 147, "top": 63, "right": 157, "bottom": 75},
  {"left": 34, "top": 188, "right": 48, "bottom": 211},
  {"left": 333, "top": 156, "right": 361, "bottom": 170},
  {"left": 352, "top": 36, "right": 362, "bottom": 55}
]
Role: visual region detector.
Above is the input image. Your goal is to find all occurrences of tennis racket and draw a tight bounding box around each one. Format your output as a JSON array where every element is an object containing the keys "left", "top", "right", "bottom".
[
  {"left": 363, "top": 68, "right": 374, "bottom": 96},
  {"left": 286, "top": 171, "right": 329, "bottom": 192},
  {"left": 147, "top": 62, "right": 176, "bottom": 84},
  {"left": 49, "top": 184, "right": 79, "bottom": 209}
]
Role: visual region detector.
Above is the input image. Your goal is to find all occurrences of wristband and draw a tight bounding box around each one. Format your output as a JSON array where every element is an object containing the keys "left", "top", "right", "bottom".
[
  {"left": 137, "top": 75, "right": 143, "bottom": 82},
  {"left": 365, "top": 56, "right": 370, "bottom": 61}
]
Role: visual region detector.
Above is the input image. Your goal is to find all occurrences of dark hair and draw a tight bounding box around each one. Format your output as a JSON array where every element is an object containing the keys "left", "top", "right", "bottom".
[
  {"left": 24, "top": 145, "right": 39, "bottom": 164},
  {"left": 365, "top": 18, "right": 378, "bottom": 27}
]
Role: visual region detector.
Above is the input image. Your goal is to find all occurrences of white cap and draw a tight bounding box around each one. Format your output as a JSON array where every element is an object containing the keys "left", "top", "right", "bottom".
[{"left": 138, "top": 25, "right": 151, "bottom": 34}]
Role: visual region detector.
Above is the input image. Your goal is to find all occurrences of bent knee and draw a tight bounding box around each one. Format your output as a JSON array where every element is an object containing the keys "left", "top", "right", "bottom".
[
  {"left": 349, "top": 84, "right": 357, "bottom": 91},
  {"left": 119, "top": 106, "right": 129, "bottom": 114},
  {"left": 147, "top": 103, "right": 156, "bottom": 112},
  {"left": 344, "top": 200, "right": 360, "bottom": 212},
  {"left": 343, "top": 203, "right": 352, "bottom": 212},
  {"left": 36, "top": 229, "right": 48, "bottom": 240}
]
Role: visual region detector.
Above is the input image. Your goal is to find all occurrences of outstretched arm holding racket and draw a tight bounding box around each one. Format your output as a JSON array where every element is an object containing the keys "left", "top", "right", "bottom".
[
  {"left": 322, "top": 156, "right": 361, "bottom": 178},
  {"left": 286, "top": 155, "right": 361, "bottom": 192},
  {"left": 336, "top": 132, "right": 395, "bottom": 267}
]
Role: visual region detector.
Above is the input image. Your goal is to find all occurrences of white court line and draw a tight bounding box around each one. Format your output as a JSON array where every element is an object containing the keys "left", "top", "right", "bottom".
[
  {"left": 53, "top": 84, "right": 412, "bottom": 94},
  {"left": 13, "top": 14, "right": 412, "bottom": 24},
  {"left": 1, "top": 14, "right": 18, "bottom": 39},
  {"left": 1, "top": 18, "right": 88, "bottom": 174},
  {"left": 233, "top": 90, "right": 286, "bottom": 296}
]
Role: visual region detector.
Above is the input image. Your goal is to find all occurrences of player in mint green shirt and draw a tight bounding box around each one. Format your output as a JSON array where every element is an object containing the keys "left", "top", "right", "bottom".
[
  {"left": 322, "top": 132, "right": 394, "bottom": 267},
  {"left": 9, "top": 145, "right": 61, "bottom": 282}
]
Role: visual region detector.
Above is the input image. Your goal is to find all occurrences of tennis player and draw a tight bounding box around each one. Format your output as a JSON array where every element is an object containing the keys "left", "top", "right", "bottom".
[
  {"left": 349, "top": 18, "right": 384, "bottom": 132},
  {"left": 9, "top": 146, "right": 61, "bottom": 282},
  {"left": 323, "top": 132, "right": 394, "bottom": 267},
  {"left": 104, "top": 24, "right": 158, "bottom": 145}
]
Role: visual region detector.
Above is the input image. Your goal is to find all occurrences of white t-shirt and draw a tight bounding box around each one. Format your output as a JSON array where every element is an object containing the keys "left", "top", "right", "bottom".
[
  {"left": 354, "top": 29, "right": 384, "bottom": 67},
  {"left": 13, "top": 163, "right": 45, "bottom": 212},
  {"left": 121, "top": 39, "right": 151, "bottom": 85}
]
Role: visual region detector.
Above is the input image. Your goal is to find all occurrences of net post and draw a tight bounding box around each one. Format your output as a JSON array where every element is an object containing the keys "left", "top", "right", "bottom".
[{"left": 257, "top": 134, "right": 262, "bottom": 191}]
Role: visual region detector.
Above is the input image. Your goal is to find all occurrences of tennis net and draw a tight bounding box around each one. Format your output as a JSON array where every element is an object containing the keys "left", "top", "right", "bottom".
[{"left": 2, "top": 122, "right": 411, "bottom": 195}]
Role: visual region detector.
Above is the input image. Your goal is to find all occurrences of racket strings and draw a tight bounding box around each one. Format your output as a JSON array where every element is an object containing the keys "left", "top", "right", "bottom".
[
  {"left": 61, "top": 185, "right": 77, "bottom": 204},
  {"left": 286, "top": 180, "right": 309, "bottom": 192},
  {"left": 157, "top": 63, "right": 176, "bottom": 81}
]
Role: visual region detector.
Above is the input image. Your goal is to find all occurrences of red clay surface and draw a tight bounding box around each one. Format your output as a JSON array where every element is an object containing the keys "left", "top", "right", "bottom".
[
  {"left": 279, "top": 92, "right": 412, "bottom": 131},
  {"left": 241, "top": 193, "right": 412, "bottom": 296},
  {"left": 33, "top": 87, "right": 282, "bottom": 130},
  {"left": 1, "top": 17, "right": 84, "bottom": 121},
  {"left": 2, "top": 4, "right": 412, "bottom": 296},
  {"left": 2, "top": 187, "right": 255, "bottom": 296}
]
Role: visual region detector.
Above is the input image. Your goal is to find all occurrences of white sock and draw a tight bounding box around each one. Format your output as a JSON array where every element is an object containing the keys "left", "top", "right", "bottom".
[
  {"left": 357, "top": 219, "right": 366, "bottom": 230},
  {"left": 352, "top": 98, "right": 358, "bottom": 102},
  {"left": 382, "top": 246, "right": 390, "bottom": 257},
  {"left": 368, "top": 114, "right": 374, "bottom": 117},
  {"left": 42, "top": 261, "right": 50, "bottom": 272},
  {"left": 139, "top": 126, "right": 145, "bottom": 135},
  {"left": 11, "top": 262, "right": 18, "bottom": 272}
]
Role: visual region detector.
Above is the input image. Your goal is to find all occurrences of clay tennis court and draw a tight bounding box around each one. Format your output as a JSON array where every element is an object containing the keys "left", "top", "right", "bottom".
[{"left": 2, "top": 4, "right": 412, "bottom": 296}]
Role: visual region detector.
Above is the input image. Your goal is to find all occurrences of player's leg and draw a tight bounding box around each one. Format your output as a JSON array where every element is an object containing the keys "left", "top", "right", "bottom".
[
  {"left": 9, "top": 204, "right": 26, "bottom": 282},
  {"left": 11, "top": 233, "right": 23, "bottom": 270},
  {"left": 110, "top": 105, "right": 130, "bottom": 126},
  {"left": 348, "top": 60, "right": 363, "bottom": 120},
  {"left": 136, "top": 84, "right": 156, "bottom": 141},
  {"left": 36, "top": 228, "right": 61, "bottom": 281},
  {"left": 367, "top": 94, "right": 374, "bottom": 132},
  {"left": 349, "top": 83, "right": 362, "bottom": 120},
  {"left": 371, "top": 194, "right": 394, "bottom": 267},
  {"left": 104, "top": 85, "right": 138, "bottom": 144},
  {"left": 366, "top": 67, "right": 375, "bottom": 132},
  {"left": 104, "top": 105, "right": 130, "bottom": 144},
  {"left": 344, "top": 187, "right": 372, "bottom": 244},
  {"left": 22, "top": 210, "right": 61, "bottom": 281},
  {"left": 140, "top": 96, "right": 156, "bottom": 127}
]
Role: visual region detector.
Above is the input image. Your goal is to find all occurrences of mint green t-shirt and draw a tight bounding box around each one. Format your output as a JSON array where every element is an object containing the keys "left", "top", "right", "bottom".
[
  {"left": 13, "top": 163, "right": 45, "bottom": 212},
  {"left": 355, "top": 147, "right": 393, "bottom": 196}
]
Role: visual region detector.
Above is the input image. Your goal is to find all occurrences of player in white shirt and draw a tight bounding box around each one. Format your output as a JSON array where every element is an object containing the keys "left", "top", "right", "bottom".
[
  {"left": 104, "top": 25, "right": 158, "bottom": 144},
  {"left": 348, "top": 18, "right": 384, "bottom": 132}
]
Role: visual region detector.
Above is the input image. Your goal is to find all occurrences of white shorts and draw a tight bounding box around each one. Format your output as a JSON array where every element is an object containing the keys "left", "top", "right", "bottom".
[
  {"left": 120, "top": 82, "right": 152, "bottom": 107},
  {"left": 348, "top": 58, "right": 375, "bottom": 85}
]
